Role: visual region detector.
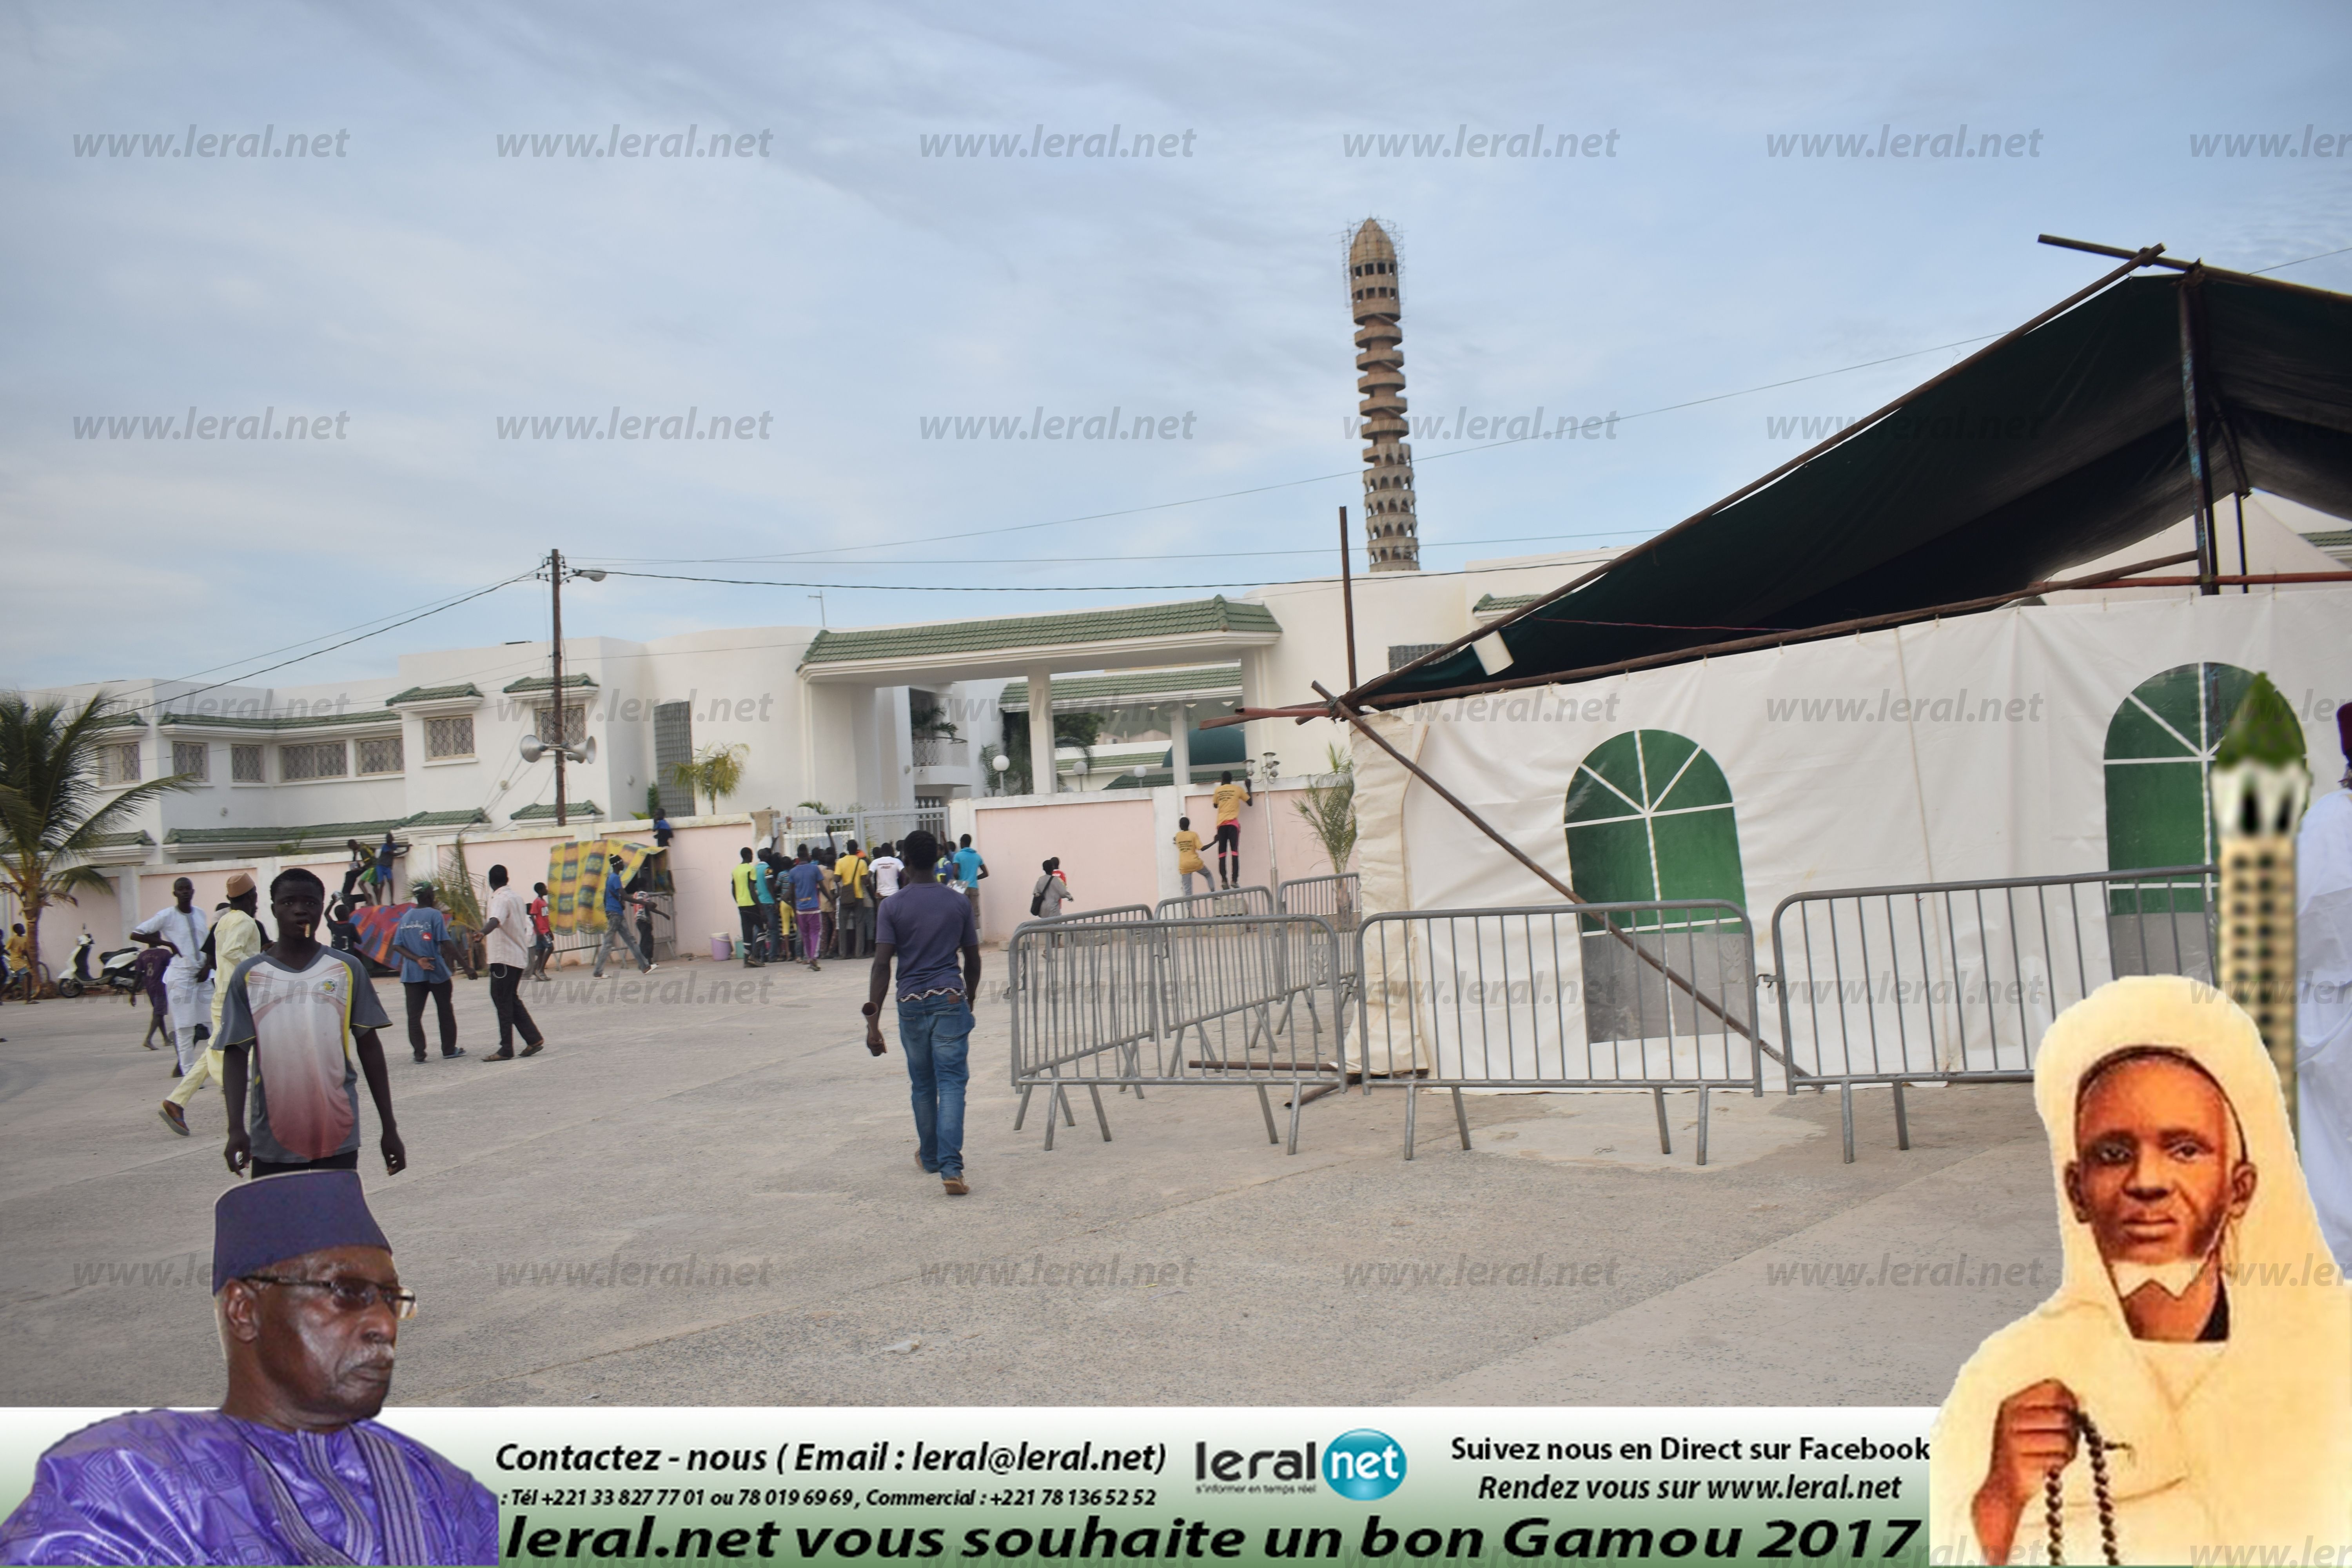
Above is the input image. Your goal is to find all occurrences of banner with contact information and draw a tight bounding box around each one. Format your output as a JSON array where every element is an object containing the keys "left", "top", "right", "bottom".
[{"left": 1, "top": 1406, "right": 1932, "bottom": 1565}]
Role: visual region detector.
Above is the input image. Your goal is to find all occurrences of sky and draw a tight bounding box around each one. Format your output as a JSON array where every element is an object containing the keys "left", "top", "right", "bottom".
[{"left": 4, "top": 0, "right": 2348, "bottom": 693}]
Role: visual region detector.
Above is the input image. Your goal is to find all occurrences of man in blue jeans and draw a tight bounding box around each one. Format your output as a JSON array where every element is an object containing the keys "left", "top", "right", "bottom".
[{"left": 862, "top": 829, "right": 980, "bottom": 1196}]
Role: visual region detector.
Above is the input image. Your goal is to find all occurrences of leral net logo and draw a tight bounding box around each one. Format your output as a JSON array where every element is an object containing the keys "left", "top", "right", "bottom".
[{"left": 1324, "top": 1428, "right": 1406, "bottom": 1500}]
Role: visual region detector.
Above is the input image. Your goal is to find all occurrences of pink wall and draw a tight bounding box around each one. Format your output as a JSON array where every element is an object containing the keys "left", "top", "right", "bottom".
[
  {"left": 661, "top": 821, "right": 763, "bottom": 954},
  {"left": 1180, "top": 784, "right": 1354, "bottom": 888},
  {"left": 971, "top": 797, "right": 1158, "bottom": 937}
]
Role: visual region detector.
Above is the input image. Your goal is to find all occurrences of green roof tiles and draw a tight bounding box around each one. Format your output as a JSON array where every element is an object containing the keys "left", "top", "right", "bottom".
[
  {"left": 88, "top": 711, "right": 149, "bottom": 730},
  {"left": 1473, "top": 593, "right": 1539, "bottom": 615},
  {"left": 511, "top": 802, "right": 601, "bottom": 821},
  {"left": 800, "top": 597, "right": 1279, "bottom": 668},
  {"left": 2304, "top": 529, "right": 2352, "bottom": 567},
  {"left": 161, "top": 809, "right": 485, "bottom": 848},
  {"left": 1000, "top": 664, "right": 1243, "bottom": 711},
  {"left": 157, "top": 709, "right": 396, "bottom": 732},
  {"left": 83, "top": 830, "right": 156, "bottom": 848},
  {"left": 501, "top": 674, "right": 599, "bottom": 694},
  {"left": 386, "top": 683, "right": 484, "bottom": 706}
]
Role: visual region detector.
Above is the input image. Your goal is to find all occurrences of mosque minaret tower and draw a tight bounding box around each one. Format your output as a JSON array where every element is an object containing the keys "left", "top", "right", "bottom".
[{"left": 1348, "top": 217, "right": 1420, "bottom": 572}]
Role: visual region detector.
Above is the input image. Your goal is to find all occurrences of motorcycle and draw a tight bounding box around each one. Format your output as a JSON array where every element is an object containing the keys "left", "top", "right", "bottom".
[{"left": 59, "top": 944, "right": 145, "bottom": 1000}]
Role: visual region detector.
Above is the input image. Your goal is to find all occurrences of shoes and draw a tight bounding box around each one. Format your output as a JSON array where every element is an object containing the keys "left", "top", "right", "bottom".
[
  {"left": 808, "top": 961, "right": 820, "bottom": 971},
  {"left": 916, "top": 1153, "right": 938, "bottom": 1174},
  {"left": 942, "top": 1176, "right": 969, "bottom": 1196},
  {"left": 412, "top": 1051, "right": 427, "bottom": 1063},
  {"left": 520, "top": 1041, "right": 543, "bottom": 1057},
  {"left": 483, "top": 1050, "right": 514, "bottom": 1062},
  {"left": 443, "top": 1047, "right": 467, "bottom": 1059},
  {"left": 159, "top": 1102, "right": 188, "bottom": 1136}
]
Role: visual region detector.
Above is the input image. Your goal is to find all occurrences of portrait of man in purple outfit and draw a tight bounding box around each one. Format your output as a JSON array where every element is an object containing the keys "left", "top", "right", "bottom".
[{"left": 0, "top": 1170, "right": 497, "bottom": 1566}]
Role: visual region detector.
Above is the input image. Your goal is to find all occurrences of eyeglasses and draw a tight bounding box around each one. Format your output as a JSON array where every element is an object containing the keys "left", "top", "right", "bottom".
[{"left": 239, "top": 1274, "right": 419, "bottom": 1320}]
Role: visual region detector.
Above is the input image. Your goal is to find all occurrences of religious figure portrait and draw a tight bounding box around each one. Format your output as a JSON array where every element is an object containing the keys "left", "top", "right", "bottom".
[{"left": 1930, "top": 975, "right": 2352, "bottom": 1564}]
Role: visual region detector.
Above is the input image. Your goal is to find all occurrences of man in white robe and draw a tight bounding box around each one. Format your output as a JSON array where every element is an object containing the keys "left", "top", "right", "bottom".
[
  {"left": 1930, "top": 975, "right": 2352, "bottom": 1564},
  {"left": 2298, "top": 706, "right": 2352, "bottom": 1269}
]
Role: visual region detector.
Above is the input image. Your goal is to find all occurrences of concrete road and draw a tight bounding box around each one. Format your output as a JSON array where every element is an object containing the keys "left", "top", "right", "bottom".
[{"left": 0, "top": 955, "right": 2058, "bottom": 1409}]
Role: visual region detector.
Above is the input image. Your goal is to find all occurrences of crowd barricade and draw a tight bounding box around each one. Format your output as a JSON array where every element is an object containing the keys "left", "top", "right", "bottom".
[
  {"left": 1155, "top": 885, "right": 1275, "bottom": 920},
  {"left": 1352, "top": 900, "right": 1765, "bottom": 1165},
  {"left": 1005, "top": 913, "right": 1347, "bottom": 1154},
  {"left": 1767, "top": 864, "right": 2218, "bottom": 1161},
  {"left": 1278, "top": 873, "right": 1362, "bottom": 1011}
]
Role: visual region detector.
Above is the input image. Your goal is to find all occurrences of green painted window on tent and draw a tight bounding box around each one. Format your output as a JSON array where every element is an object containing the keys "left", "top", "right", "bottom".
[
  {"left": 1564, "top": 730, "right": 1746, "bottom": 930},
  {"left": 2103, "top": 661, "right": 2251, "bottom": 913}
]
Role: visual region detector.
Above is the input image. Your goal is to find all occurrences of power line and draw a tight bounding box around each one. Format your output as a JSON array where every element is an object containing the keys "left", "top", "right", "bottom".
[
  {"left": 583, "top": 528, "right": 1651, "bottom": 569},
  {"left": 573, "top": 330, "right": 2004, "bottom": 567},
  {"left": 596, "top": 557, "right": 1626, "bottom": 594},
  {"left": 2253, "top": 242, "right": 2352, "bottom": 275}
]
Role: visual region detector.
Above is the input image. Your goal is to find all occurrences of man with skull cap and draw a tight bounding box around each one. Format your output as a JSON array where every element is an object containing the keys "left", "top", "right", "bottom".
[
  {"left": 1930, "top": 975, "right": 2352, "bottom": 1563},
  {"left": 0, "top": 1170, "right": 497, "bottom": 1564}
]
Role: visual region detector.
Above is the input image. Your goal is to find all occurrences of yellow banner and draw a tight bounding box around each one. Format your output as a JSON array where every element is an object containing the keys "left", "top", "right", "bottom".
[{"left": 546, "top": 838, "right": 655, "bottom": 933}]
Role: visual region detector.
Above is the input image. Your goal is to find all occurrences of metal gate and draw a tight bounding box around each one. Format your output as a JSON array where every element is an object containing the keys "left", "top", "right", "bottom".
[
  {"left": 1353, "top": 900, "right": 1764, "bottom": 1164},
  {"left": 1767, "top": 864, "right": 2219, "bottom": 1160}
]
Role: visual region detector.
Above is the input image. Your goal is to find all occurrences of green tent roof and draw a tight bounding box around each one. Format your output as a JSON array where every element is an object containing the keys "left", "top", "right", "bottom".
[
  {"left": 801, "top": 598, "right": 1278, "bottom": 667},
  {"left": 1364, "top": 268, "right": 2352, "bottom": 705}
]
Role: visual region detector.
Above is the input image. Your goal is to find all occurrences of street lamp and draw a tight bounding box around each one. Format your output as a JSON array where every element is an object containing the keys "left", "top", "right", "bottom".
[
  {"left": 991, "top": 753, "right": 1011, "bottom": 795},
  {"left": 535, "top": 550, "right": 606, "bottom": 827},
  {"left": 1259, "top": 751, "right": 1282, "bottom": 891}
]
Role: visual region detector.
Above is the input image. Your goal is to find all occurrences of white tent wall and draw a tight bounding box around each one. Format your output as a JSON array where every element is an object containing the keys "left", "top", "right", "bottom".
[{"left": 1356, "top": 589, "right": 2350, "bottom": 1085}]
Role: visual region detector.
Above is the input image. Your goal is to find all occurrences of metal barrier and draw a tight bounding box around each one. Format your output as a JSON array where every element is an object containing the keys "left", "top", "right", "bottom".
[
  {"left": 1768, "top": 864, "right": 2219, "bottom": 1161},
  {"left": 1005, "top": 913, "right": 1347, "bottom": 1154},
  {"left": 1353, "top": 900, "right": 1764, "bottom": 1165},
  {"left": 1034, "top": 903, "right": 1155, "bottom": 927},
  {"left": 1156, "top": 885, "right": 1275, "bottom": 920},
  {"left": 1278, "top": 874, "right": 1361, "bottom": 1005}
]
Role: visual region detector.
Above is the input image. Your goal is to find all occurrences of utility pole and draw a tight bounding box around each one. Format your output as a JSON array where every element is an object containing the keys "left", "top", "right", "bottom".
[
  {"left": 1338, "top": 505, "right": 1358, "bottom": 690},
  {"left": 549, "top": 548, "right": 567, "bottom": 827}
]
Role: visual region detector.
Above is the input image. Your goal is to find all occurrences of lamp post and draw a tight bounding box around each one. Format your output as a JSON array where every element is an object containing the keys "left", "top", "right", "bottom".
[
  {"left": 1260, "top": 750, "right": 1281, "bottom": 892},
  {"left": 990, "top": 752, "right": 1011, "bottom": 796},
  {"left": 540, "top": 550, "right": 606, "bottom": 827}
]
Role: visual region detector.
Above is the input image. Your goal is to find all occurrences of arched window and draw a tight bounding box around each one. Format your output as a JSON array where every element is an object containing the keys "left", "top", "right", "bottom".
[
  {"left": 2103, "top": 662, "right": 2254, "bottom": 874},
  {"left": 1564, "top": 729, "right": 1746, "bottom": 928}
]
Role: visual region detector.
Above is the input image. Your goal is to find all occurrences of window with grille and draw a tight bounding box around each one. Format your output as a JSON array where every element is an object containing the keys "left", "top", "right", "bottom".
[
  {"left": 536, "top": 704, "right": 586, "bottom": 746},
  {"left": 425, "top": 715, "right": 474, "bottom": 759},
  {"left": 171, "top": 740, "right": 209, "bottom": 782},
  {"left": 97, "top": 741, "right": 143, "bottom": 785},
  {"left": 231, "top": 744, "right": 264, "bottom": 783},
  {"left": 280, "top": 740, "right": 347, "bottom": 781},
  {"left": 356, "top": 735, "right": 404, "bottom": 775},
  {"left": 653, "top": 701, "right": 694, "bottom": 815}
]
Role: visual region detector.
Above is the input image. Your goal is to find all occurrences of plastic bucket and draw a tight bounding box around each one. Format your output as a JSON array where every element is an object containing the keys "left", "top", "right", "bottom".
[{"left": 710, "top": 933, "right": 733, "bottom": 962}]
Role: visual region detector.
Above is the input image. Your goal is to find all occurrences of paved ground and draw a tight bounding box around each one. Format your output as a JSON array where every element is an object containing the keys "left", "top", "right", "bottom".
[{"left": 0, "top": 953, "right": 2059, "bottom": 1409}]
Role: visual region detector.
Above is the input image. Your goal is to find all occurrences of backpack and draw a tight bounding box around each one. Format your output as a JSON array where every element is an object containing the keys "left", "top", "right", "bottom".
[{"left": 1030, "top": 876, "right": 1049, "bottom": 918}]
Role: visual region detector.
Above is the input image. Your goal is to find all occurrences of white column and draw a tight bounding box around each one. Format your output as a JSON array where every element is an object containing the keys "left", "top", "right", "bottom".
[
  {"left": 1168, "top": 702, "right": 1191, "bottom": 789},
  {"left": 1027, "top": 664, "right": 1056, "bottom": 796}
]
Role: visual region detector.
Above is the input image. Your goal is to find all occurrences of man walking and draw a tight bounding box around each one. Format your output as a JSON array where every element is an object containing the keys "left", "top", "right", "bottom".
[
  {"left": 479, "top": 864, "right": 545, "bottom": 1060},
  {"left": 590, "top": 860, "right": 655, "bottom": 978},
  {"left": 131, "top": 878, "right": 212, "bottom": 1080},
  {"left": 1210, "top": 769, "right": 1252, "bottom": 888},
  {"left": 862, "top": 830, "right": 980, "bottom": 1197},
  {"left": 161, "top": 873, "right": 264, "bottom": 1135},
  {"left": 392, "top": 886, "right": 474, "bottom": 1062},
  {"left": 952, "top": 833, "right": 988, "bottom": 939},
  {"left": 527, "top": 881, "right": 554, "bottom": 980},
  {"left": 759, "top": 849, "right": 789, "bottom": 968},
  {"left": 1031, "top": 857, "right": 1073, "bottom": 918},
  {"left": 788, "top": 849, "right": 826, "bottom": 970},
  {"left": 218, "top": 868, "right": 406, "bottom": 1178},
  {"left": 730, "top": 848, "right": 765, "bottom": 965}
]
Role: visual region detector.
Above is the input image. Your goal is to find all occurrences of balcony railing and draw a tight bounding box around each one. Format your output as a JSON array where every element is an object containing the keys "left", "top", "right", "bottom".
[{"left": 911, "top": 737, "right": 969, "bottom": 768}]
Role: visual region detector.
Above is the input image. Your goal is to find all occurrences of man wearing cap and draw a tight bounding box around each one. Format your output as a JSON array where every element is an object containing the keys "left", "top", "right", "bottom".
[
  {"left": 2299, "top": 704, "right": 2352, "bottom": 1267},
  {"left": 130, "top": 878, "right": 211, "bottom": 1082},
  {"left": 218, "top": 867, "right": 408, "bottom": 1179},
  {"left": 159, "top": 873, "right": 265, "bottom": 1136},
  {"left": 0, "top": 1169, "right": 498, "bottom": 1564}
]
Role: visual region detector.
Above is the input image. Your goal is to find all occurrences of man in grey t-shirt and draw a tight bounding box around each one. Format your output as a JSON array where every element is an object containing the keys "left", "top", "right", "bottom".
[{"left": 216, "top": 867, "right": 406, "bottom": 1179}]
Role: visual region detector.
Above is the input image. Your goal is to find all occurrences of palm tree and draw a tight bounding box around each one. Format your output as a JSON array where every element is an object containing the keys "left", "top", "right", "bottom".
[
  {"left": 1293, "top": 744, "right": 1358, "bottom": 874},
  {"left": 0, "top": 692, "right": 191, "bottom": 983},
  {"left": 670, "top": 742, "right": 749, "bottom": 816}
]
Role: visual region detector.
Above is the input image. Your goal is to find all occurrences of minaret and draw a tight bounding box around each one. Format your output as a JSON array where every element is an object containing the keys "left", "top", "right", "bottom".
[{"left": 1348, "top": 218, "right": 1420, "bottom": 572}]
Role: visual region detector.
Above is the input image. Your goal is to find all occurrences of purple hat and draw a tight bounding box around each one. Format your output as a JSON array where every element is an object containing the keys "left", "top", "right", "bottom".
[{"left": 212, "top": 1170, "right": 391, "bottom": 1293}]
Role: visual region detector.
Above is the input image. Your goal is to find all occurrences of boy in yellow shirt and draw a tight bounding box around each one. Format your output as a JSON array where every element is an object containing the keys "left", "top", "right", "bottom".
[
  {"left": 1210, "top": 770, "right": 1252, "bottom": 888},
  {"left": 1172, "top": 817, "right": 1206, "bottom": 895}
]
